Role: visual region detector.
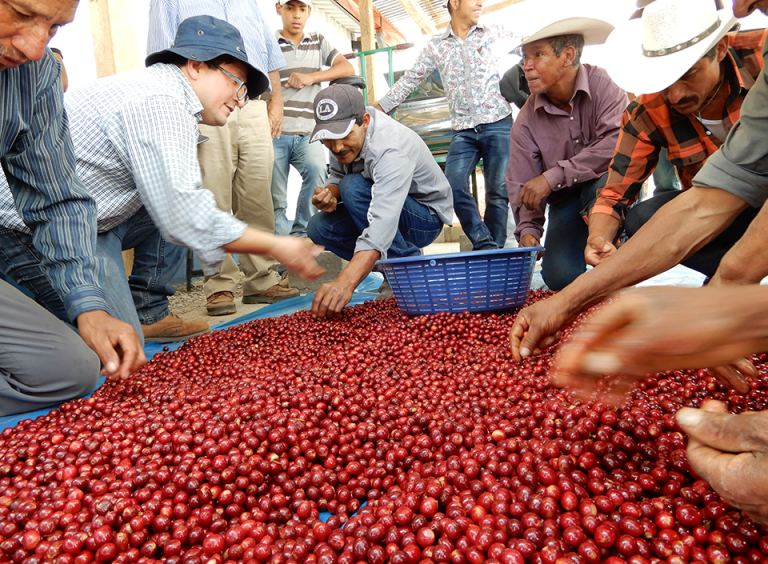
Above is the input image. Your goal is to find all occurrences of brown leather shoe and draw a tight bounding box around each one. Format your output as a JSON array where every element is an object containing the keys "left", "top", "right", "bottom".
[
  {"left": 242, "top": 283, "right": 300, "bottom": 304},
  {"left": 206, "top": 291, "right": 236, "bottom": 316},
  {"left": 142, "top": 313, "right": 211, "bottom": 343}
]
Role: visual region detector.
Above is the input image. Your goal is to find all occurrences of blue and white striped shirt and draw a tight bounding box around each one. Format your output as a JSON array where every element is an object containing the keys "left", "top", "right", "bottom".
[
  {"left": 0, "top": 50, "right": 108, "bottom": 321},
  {"left": 147, "top": 0, "right": 286, "bottom": 83}
]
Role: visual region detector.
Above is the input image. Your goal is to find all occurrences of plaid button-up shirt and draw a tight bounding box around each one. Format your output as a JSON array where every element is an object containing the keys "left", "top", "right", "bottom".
[{"left": 591, "top": 29, "right": 768, "bottom": 223}]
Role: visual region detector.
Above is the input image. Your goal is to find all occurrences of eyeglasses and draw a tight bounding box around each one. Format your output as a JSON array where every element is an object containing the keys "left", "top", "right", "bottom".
[{"left": 216, "top": 65, "right": 249, "bottom": 105}]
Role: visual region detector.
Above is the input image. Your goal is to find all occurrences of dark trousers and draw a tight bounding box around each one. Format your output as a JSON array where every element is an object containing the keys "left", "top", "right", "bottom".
[{"left": 625, "top": 190, "right": 759, "bottom": 278}]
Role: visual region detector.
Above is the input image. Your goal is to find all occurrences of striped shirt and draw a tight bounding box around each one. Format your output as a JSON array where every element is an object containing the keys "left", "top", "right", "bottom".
[
  {"left": 591, "top": 30, "right": 767, "bottom": 222},
  {"left": 378, "top": 22, "right": 518, "bottom": 130},
  {"left": 0, "top": 64, "right": 247, "bottom": 273},
  {"left": 147, "top": 0, "right": 286, "bottom": 81},
  {"left": 0, "top": 49, "right": 108, "bottom": 321},
  {"left": 277, "top": 32, "right": 339, "bottom": 136}
]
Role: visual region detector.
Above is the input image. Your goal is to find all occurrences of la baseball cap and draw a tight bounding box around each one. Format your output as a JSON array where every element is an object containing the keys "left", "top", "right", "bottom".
[
  {"left": 146, "top": 15, "right": 269, "bottom": 99},
  {"left": 279, "top": 0, "right": 312, "bottom": 5},
  {"left": 310, "top": 84, "right": 366, "bottom": 143}
]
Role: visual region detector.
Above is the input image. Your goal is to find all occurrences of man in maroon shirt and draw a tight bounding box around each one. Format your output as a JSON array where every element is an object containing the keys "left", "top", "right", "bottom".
[{"left": 507, "top": 17, "right": 627, "bottom": 291}]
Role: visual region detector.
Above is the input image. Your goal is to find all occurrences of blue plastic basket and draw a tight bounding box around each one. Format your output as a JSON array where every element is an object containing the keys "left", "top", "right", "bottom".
[{"left": 376, "top": 247, "right": 543, "bottom": 315}]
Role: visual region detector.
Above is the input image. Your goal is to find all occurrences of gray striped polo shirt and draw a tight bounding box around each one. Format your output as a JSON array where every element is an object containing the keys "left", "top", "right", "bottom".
[{"left": 277, "top": 31, "right": 340, "bottom": 136}]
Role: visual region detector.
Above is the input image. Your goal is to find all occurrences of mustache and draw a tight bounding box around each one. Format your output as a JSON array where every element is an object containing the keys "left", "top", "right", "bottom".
[
  {"left": 333, "top": 149, "right": 351, "bottom": 157},
  {"left": 675, "top": 96, "right": 698, "bottom": 107}
]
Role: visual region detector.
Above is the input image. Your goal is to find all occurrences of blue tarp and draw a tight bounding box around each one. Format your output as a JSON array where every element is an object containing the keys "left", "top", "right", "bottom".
[{"left": 0, "top": 273, "right": 384, "bottom": 431}]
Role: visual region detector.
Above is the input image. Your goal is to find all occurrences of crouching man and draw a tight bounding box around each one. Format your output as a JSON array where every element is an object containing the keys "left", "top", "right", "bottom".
[{"left": 307, "top": 84, "right": 454, "bottom": 319}]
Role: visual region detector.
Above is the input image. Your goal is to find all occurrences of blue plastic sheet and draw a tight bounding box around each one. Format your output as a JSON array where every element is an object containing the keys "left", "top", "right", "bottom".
[{"left": 0, "top": 274, "right": 384, "bottom": 431}]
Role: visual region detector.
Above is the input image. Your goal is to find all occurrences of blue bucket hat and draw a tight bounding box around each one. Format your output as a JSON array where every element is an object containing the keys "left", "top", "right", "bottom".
[{"left": 146, "top": 15, "right": 269, "bottom": 99}]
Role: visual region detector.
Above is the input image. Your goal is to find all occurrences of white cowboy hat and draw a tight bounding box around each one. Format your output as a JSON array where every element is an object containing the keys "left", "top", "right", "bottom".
[
  {"left": 604, "top": 0, "right": 737, "bottom": 95},
  {"left": 514, "top": 17, "right": 616, "bottom": 51}
]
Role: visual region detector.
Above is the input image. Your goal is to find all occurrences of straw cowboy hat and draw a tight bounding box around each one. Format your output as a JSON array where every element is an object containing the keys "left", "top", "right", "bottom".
[
  {"left": 604, "top": 0, "right": 738, "bottom": 95},
  {"left": 514, "top": 16, "right": 615, "bottom": 50}
]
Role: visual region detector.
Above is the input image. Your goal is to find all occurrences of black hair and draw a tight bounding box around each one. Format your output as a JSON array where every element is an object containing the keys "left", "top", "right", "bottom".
[{"left": 548, "top": 34, "right": 585, "bottom": 68}]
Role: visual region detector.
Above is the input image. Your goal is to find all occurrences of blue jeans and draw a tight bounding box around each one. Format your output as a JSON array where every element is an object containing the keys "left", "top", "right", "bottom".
[
  {"left": 271, "top": 133, "right": 327, "bottom": 237},
  {"left": 445, "top": 116, "right": 513, "bottom": 250},
  {"left": 0, "top": 208, "right": 184, "bottom": 343},
  {"left": 541, "top": 174, "right": 608, "bottom": 291},
  {"left": 307, "top": 173, "right": 444, "bottom": 260}
]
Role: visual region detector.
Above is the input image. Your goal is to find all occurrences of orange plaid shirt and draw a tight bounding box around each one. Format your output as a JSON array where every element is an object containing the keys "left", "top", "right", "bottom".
[{"left": 590, "top": 29, "right": 768, "bottom": 222}]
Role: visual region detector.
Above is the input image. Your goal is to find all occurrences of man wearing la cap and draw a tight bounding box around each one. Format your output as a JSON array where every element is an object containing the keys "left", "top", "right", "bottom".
[
  {"left": 0, "top": 15, "right": 325, "bottom": 344},
  {"left": 375, "top": 0, "right": 518, "bottom": 252},
  {"left": 306, "top": 84, "right": 454, "bottom": 320},
  {"left": 148, "top": 0, "right": 298, "bottom": 317},
  {"left": 585, "top": 0, "right": 767, "bottom": 270},
  {"left": 506, "top": 17, "right": 628, "bottom": 291},
  {"left": 510, "top": 0, "right": 768, "bottom": 388}
]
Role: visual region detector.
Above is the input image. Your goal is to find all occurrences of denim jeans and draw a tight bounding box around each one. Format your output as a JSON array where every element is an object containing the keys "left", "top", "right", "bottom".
[
  {"left": 0, "top": 208, "right": 184, "bottom": 343},
  {"left": 307, "top": 173, "right": 444, "bottom": 261},
  {"left": 541, "top": 174, "right": 608, "bottom": 291},
  {"left": 625, "top": 190, "right": 760, "bottom": 278},
  {"left": 271, "top": 133, "right": 327, "bottom": 238},
  {"left": 445, "top": 116, "right": 513, "bottom": 250}
]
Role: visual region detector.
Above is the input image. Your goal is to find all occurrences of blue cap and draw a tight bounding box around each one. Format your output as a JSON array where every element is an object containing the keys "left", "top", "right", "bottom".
[{"left": 146, "top": 15, "right": 269, "bottom": 99}]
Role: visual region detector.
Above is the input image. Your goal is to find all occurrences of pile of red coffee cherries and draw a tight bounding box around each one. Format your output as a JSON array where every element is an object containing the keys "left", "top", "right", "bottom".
[{"left": 1, "top": 291, "right": 767, "bottom": 564}]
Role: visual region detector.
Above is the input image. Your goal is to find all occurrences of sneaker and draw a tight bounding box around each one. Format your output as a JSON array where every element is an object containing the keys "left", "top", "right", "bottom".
[
  {"left": 376, "top": 278, "right": 393, "bottom": 301},
  {"left": 206, "top": 291, "right": 236, "bottom": 316},
  {"left": 242, "top": 283, "right": 300, "bottom": 304},
  {"left": 142, "top": 313, "right": 211, "bottom": 343}
]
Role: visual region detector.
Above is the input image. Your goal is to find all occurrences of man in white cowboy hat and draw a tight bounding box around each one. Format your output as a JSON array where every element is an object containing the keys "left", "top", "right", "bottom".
[
  {"left": 586, "top": 0, "right": 766, "bottom": 271},
  {"left": 506, "top": 17, "right": 628, "bottom": 291},
  {"left": 375, "top": 0, "right": 518, "bottom": 252},
  {"left": 510, "top": 0, "right": 768, "bottom": 389}
]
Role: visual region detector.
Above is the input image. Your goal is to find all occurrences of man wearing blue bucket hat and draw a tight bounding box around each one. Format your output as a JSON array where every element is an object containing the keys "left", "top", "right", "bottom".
[
  {"left": 306, "top": 84, "right": 454, "bottom": 320},
  {"left": 0, "top": 15, "right": 325, "bottom": 344}
]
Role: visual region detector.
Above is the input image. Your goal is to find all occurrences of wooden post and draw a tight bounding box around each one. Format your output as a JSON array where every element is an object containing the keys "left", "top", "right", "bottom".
[
  {"left": 88, "top": 0, "right": 142, "bottom": 273},
  {"left": 394, "top": 0, "right": 437, "bottom": 36},
  {"left": 358, "top": 0, "right": 378, "bottom": 104}
]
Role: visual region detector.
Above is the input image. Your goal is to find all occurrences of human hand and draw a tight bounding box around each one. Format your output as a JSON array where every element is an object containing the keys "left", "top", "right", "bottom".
[
  {"left": 76, "top": 310, "right": 146, "bottom": 380},
  {"left": 510, "top": 294, "right": 571, "bottom": 362},
  {"left": 312, "top": 186, "right": 338, "bottom": 213},
  {"left": 271, "top": 237, "right": 326, "bottom": 281},
  {"left": 585, "top": 235, "right": 617, "bottom": 266},
  {"left": 286, "top": 72, "right": 314, "bottom": 89},
  {"left": 311, "top": 280, "right": 354, "bottom": 320},
  {"left": 518, "top": 175, "right": 552, "bottom": 211},
  {"left": 552, "top": 286, "right": 758, "bottom": 403},
  {"left": 519, "top": 234, "right": 544, "bottom": 259},
  {"left": 267, "top": 100, "right": 284, "bottom": 139},
  {"left": 677, "top": 400, "right": 768, "bottom": 525}
]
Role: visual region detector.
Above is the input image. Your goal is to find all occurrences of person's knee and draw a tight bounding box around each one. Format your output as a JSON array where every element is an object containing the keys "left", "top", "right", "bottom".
[
  {"left": 338, "top": 173, "right": 370, "bottom": 202},
  {"left": 306, "top": 213, "right": 327, "bottom": 246},
  {"left": 541, "top": 260, "right": 583, "bottom": 292},
  {"left": 53, "top": 336, "right": 100, "bottom": 401},
  {"left": 625, "top": 204, "right": 654, "bottom": 238}
]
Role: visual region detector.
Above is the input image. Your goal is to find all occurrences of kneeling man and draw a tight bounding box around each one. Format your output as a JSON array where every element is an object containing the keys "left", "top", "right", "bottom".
[{"left": 307, "top": 84, "right": 454, "bottom": 319}]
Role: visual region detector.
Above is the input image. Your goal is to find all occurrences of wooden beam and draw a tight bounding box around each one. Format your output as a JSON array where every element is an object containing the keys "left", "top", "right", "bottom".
[
  {"left": 88, "top": 0, "right": 142, "bottom": 274},
  {"left": 332, "top": 0, "right": 407, "bottom": 44},
  {"left": 394, "top": 0, "right": 437, "bottom": 35},
  {"left": 358, "top": 0, "right": 378, "bottom": 104},
  {"left": 436, "top": 0, "right": 526, "bottom": 29}
]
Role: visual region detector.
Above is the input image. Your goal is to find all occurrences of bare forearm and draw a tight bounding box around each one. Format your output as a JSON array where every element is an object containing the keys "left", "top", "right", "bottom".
[
  {"left": 561, "top": 187, "right": 748, "bottom": 314},
  {"left": 310, "top": 61, "right": 355, "bottom": 84},
  {"left": 588, "top": 213, "right": 621, "bottom": 242},
  {"left": 268, "top": 71, "right": 283, "bottom": 104},
  {"left": 336, "top": 250, "right": 380, "bottom": 290},
  {"left": 223, "top": 228, "right": 280, "bottom": 255},
  {"left": 711, "top": 204, "right": 768, "bottom": 286}
]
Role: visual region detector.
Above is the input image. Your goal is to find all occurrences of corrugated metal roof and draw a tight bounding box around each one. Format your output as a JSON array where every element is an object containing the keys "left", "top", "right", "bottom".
[{"left": 314, "top": 0, "right": 363, "bottom": 35}]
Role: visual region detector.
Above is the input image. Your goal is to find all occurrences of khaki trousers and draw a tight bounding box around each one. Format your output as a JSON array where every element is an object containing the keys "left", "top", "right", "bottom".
[{"left": 198, "top": 100, "right": 281, "bottom": 297}]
